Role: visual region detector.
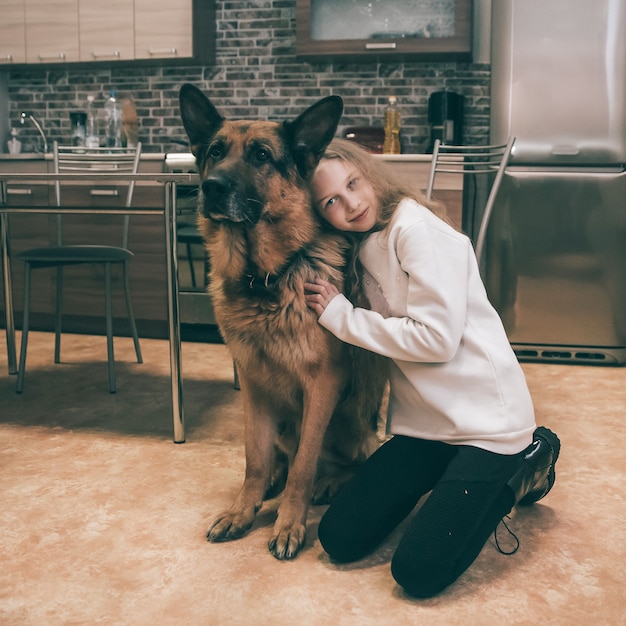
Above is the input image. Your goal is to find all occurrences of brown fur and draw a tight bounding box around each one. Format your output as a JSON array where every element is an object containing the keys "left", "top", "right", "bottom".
[{"left": 179, "top": 85, "right": 387, "bottom": 559}]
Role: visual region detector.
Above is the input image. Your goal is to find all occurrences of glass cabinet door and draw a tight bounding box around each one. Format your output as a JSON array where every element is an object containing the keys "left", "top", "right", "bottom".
[{"left": 296, "top": 0, "right": 472, "bottom": 61}]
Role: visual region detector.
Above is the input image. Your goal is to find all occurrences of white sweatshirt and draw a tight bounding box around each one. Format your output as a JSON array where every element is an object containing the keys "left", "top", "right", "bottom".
[{"left": 319, "top": 198, "right": 535, "bottom": 455}]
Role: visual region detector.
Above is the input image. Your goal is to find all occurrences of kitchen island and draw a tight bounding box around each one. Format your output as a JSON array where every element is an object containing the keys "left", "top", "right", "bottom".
[
  {"left": 0, "top": 168, "right": 195, "bottom": 442},
  {"left": 1, "top": 152, "right": 460, "bottom": 339}
]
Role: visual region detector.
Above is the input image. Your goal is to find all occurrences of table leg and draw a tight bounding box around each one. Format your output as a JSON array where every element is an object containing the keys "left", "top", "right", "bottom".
[
  {"left": 1, "top": 206, "right": 18, "bottom": 375},
  {"left": 164, "top": 182, "right": 185, "bottom": 443}
]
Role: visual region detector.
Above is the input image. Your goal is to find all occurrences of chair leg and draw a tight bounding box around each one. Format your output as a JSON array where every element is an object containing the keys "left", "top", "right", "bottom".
[
  {"left": 186, "top": 242, "right": 197, "bottom": 287},
  {"left": 54, "top": 266, "right": 63, "bottom": 363},
  {"left": 16, "top": 263, "right": 32, "bottom": 393},
  {"left": 104, "top": 262, "right": 116, "bottom": 393},
  {"left": 122, "top": 261, "right": 142, "bottom": 364}
]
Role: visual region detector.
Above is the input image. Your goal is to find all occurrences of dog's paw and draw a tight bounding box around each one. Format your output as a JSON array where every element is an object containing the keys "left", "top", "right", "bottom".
[
  {"left": 268, "top": 523, "right": 306, "bottom": 560},
  {"left": 206, "top": 511, "right": 254, "bottom": 543}
]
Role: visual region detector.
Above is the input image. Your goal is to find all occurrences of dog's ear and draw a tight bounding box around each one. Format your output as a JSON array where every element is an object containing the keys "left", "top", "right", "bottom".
[
  {"left": 179, "top": 84, "right": 224, "bottom": 156},
  {"left": 284, "top": 95, "right": 344, "bottom": 179}
]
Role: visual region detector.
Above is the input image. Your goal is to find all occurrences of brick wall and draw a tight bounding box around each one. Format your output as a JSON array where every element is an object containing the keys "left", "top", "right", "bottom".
[{"left": 6, "top": 0, "right": 490, "bottom": 154}]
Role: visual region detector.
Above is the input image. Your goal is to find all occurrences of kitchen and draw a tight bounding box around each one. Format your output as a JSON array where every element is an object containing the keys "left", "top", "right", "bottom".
[{"left": 1, "top": 1, "right": 625, "bottom": 624}]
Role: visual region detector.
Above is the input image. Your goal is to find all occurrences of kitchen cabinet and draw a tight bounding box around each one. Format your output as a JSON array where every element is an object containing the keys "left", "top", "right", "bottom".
[
  {"left": 1, "top": 157, "right": 170, "bottom": 338},
  {"left": 134, "top": 0, "right": 193, "bottom": 61},
  {"left": 78, "top": 0, "right": 134, "bottom": 62},
  {"left": 0, "top": 0, "right": 27, "bottom": 65},
  {"left": 296, "top": 0, "right": 472, "bottom": 62},
  {"left": 0, "top": 0, "right": 214, "bottom": 67},
  {"left": 24, "top": 0, "right": 80, "bottom": 64}
]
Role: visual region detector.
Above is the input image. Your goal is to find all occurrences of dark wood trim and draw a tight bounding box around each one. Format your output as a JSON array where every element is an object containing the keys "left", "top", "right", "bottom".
[
  {"left": 296, "top": 0, "right": 473, "bottom": 63},
  {"left": 2, "top": 0, "right": 215, "bottom": 71},
  {"left": 192, "top": 0, "right": 216, "bottom": 65}
]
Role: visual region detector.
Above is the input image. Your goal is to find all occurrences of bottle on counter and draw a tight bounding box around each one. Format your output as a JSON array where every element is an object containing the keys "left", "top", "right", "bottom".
[
  {"left": 69, "top": 111, "right": 87, "bottom": 148},
  {"left": 7, "top": 128, "right": 22, "bottom": 154},
  {"left": 104, "top": 90, "right": 122, "bottom": 148},
  {"left": 85, "top": 95, "right": 100, "bottom": 149},
  {"left": 121, "top": 97, "right": 138, "bottom": 148},
  {"left": 382, "top": 95, "right": 401, "bottom": 155}
]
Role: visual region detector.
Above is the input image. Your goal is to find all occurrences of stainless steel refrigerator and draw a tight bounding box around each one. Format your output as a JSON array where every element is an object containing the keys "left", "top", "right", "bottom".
[{"left": 485, "top": 0, "right": 626, "bottom": 365}]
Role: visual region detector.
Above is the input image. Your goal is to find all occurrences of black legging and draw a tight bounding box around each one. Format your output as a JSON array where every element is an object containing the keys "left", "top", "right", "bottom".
[{"left": 318, "top": 435, "right": 523, "bottom": 598}]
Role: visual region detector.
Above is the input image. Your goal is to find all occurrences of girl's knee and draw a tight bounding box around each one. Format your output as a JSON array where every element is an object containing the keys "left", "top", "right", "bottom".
[
  {"left": 318, "top": 513, "right": 364, "bottom": 563},
  {"left": 390, "top": 550, "right": 455, "bottom": 598},
  {"left": 317, "top": 509, "right": 372, "bottom": 563}
]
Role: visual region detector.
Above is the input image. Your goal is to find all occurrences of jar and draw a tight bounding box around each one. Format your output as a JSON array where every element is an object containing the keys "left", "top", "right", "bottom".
[{"left": 70, "top": 112, "right": 87, "bottom": 147}]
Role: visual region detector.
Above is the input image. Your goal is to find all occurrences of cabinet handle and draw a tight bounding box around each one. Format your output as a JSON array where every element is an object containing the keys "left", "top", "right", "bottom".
[
  {"left": 37, "top": 52, "right": 67, "bottom": 61},
  {"left": 7, "top": 188, "right": 33, "bottom": 196},
  {"left": 147, "top": 48, "right": 178, "bottom": 56},
  {"left": 91, "top": 51, "right": 121, "bottom": 59},
  {"left": 89, "top": 189, "right": 119, "bottom": 197},
  {"left": 365, "top": 43, "right": 397, "bottom": 50}
]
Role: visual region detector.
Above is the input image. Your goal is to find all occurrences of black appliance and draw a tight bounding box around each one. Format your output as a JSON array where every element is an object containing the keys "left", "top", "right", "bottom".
[{"left": 427, "top": 90, "right": 464, "bottom": 152}]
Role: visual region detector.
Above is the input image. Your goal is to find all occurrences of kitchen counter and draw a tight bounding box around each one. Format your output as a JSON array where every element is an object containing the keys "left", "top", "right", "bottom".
[
  {"left": 0, "top": 170, "right": 194, "bottom": 441},
  {"left": 0, "top": 152, "right": 435, "bottom": 163},
  {"left": 0, "top": 153, "right": 49, "bottom": 161},
  {"left": 0, "top": 152, "right": 168, "bottom": 162}
]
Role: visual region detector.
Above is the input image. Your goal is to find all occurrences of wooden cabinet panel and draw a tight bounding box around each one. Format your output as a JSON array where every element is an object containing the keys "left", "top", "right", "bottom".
[
  {"left": 24, "top": 0, "right": 79, "bottom": 63},
  {"left": 134, "top": 0, "right": 193, "bottom": 60},
  {"left": 3, "top": 159, "right": 49, "bottom": 207},
  {"left": 296, "top": 0, "right": 473, "bottom": 62},
  {"left": 78, "top": 0, "right": 134, "bottom": 62},
  {"left": 0, "top": 0, "right": 26, "bottom": 65},
  {"left": 0, "top": 0, "right": 213, "bottom": 67}
]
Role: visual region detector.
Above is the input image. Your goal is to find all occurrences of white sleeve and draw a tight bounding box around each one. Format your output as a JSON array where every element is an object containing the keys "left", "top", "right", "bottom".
[{"left": 318, "top": 221, "right": 471, "bottom": 363}]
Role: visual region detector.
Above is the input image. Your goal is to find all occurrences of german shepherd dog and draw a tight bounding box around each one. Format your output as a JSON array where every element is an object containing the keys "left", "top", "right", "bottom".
[{"left": 179, "top": 84, "right": 386, "bottom": 559}]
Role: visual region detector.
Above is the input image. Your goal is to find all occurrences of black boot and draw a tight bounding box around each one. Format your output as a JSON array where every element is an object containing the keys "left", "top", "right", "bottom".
[{"left": 508, "top": 426, "right": 561, "bottom": 506}]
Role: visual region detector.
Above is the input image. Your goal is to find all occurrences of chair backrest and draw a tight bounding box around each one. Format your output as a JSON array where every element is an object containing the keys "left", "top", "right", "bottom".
[
  {"left": 425, "top": 137, "right": 515, "bottom": 265},
  {"left": 52, "top": 141, "right": 142, "bottom": 248}
]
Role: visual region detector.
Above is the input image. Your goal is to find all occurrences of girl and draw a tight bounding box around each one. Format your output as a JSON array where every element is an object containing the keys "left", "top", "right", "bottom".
[{"left": 304, "top": 139, "right": 560, "bottom": 598}]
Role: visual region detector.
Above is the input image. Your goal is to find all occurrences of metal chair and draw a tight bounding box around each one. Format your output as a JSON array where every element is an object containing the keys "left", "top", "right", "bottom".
[
  {"left": 16, "top": 142, "right": 143, "bottom": 394},
  {"left": 425, "top": 137, "right": 515, "bottom": 265},
  {"left": 176, "top": 223, "right": 207, "bottom": 288}
]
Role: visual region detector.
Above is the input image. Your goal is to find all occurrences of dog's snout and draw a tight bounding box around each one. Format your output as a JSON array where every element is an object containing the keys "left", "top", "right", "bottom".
[
  {"left": 202, "top": 174, "right": 232, "bottom": 203},
  {"left": 200, "top": 172, "right": 235, "bottom": 219},
  {"left": 199, "top": 171, "right": 257, "bottom": 223}
]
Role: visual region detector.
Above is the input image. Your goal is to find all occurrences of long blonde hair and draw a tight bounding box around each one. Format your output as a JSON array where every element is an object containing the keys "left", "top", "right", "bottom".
[{"left": 316, "top": 138, "right": 450, "bottom": 299}]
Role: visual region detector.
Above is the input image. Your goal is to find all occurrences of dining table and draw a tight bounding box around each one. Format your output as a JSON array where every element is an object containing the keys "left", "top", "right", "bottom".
[{"left": 0, "top": 171, "right": 197, "bottom": 443}]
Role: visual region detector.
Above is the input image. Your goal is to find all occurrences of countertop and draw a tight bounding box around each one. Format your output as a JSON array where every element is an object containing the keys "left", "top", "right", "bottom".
[
  {"left": 0, "top": 152, "right": 168, "bottom": 161},
  {"left": 0, "top": 152, "right": 433, "bottom": 163}
]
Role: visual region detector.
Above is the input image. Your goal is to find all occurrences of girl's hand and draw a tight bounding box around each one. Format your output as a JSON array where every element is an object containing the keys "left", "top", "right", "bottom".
[{"left": 304, "top": 278, "right": 340, "bottom": 317}]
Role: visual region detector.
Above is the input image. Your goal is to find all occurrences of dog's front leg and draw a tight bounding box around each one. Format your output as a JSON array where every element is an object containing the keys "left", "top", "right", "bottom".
[
  {"left": 268, "top": 373, "right": 343, "bottom": 560},
  {"left": 207, "top": 383, "right": 273, "bottom": 543}
]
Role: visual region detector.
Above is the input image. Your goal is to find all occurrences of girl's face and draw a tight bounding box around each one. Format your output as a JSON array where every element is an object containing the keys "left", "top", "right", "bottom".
[{"left": 312, "top": 158, "right": 379, "bottom": 232}]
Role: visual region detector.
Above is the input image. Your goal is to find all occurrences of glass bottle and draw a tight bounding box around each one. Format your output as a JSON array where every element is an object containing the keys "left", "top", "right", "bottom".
[
  {"left": 104, "top": 90, "right": 122, "bottom": 148},
  {"left": 85, "top": 95, "right": 100, "bottom": 149},
  {"left": 383, "top": 95, "right": 401, "bottom": 155}
]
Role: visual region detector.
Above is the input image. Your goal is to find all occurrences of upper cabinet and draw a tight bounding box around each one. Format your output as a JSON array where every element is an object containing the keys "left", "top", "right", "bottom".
[
  {"left": 0, "top": 0, "right": 27, "bottom": 64},
  {"left": 134, "top": 0, "right": 193, "bottom": 60},
  {"left": 0, "top": 0, "right": 214, "bottom": 67},
  {"left": 79, "top": 0, "right": 135, "bottom": 62},
  {"left": 25, "top": 0, "right": 80, "bottom": 64},
  {"left": 296, "top": 0, "right": 473, "bottom": 62}
]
